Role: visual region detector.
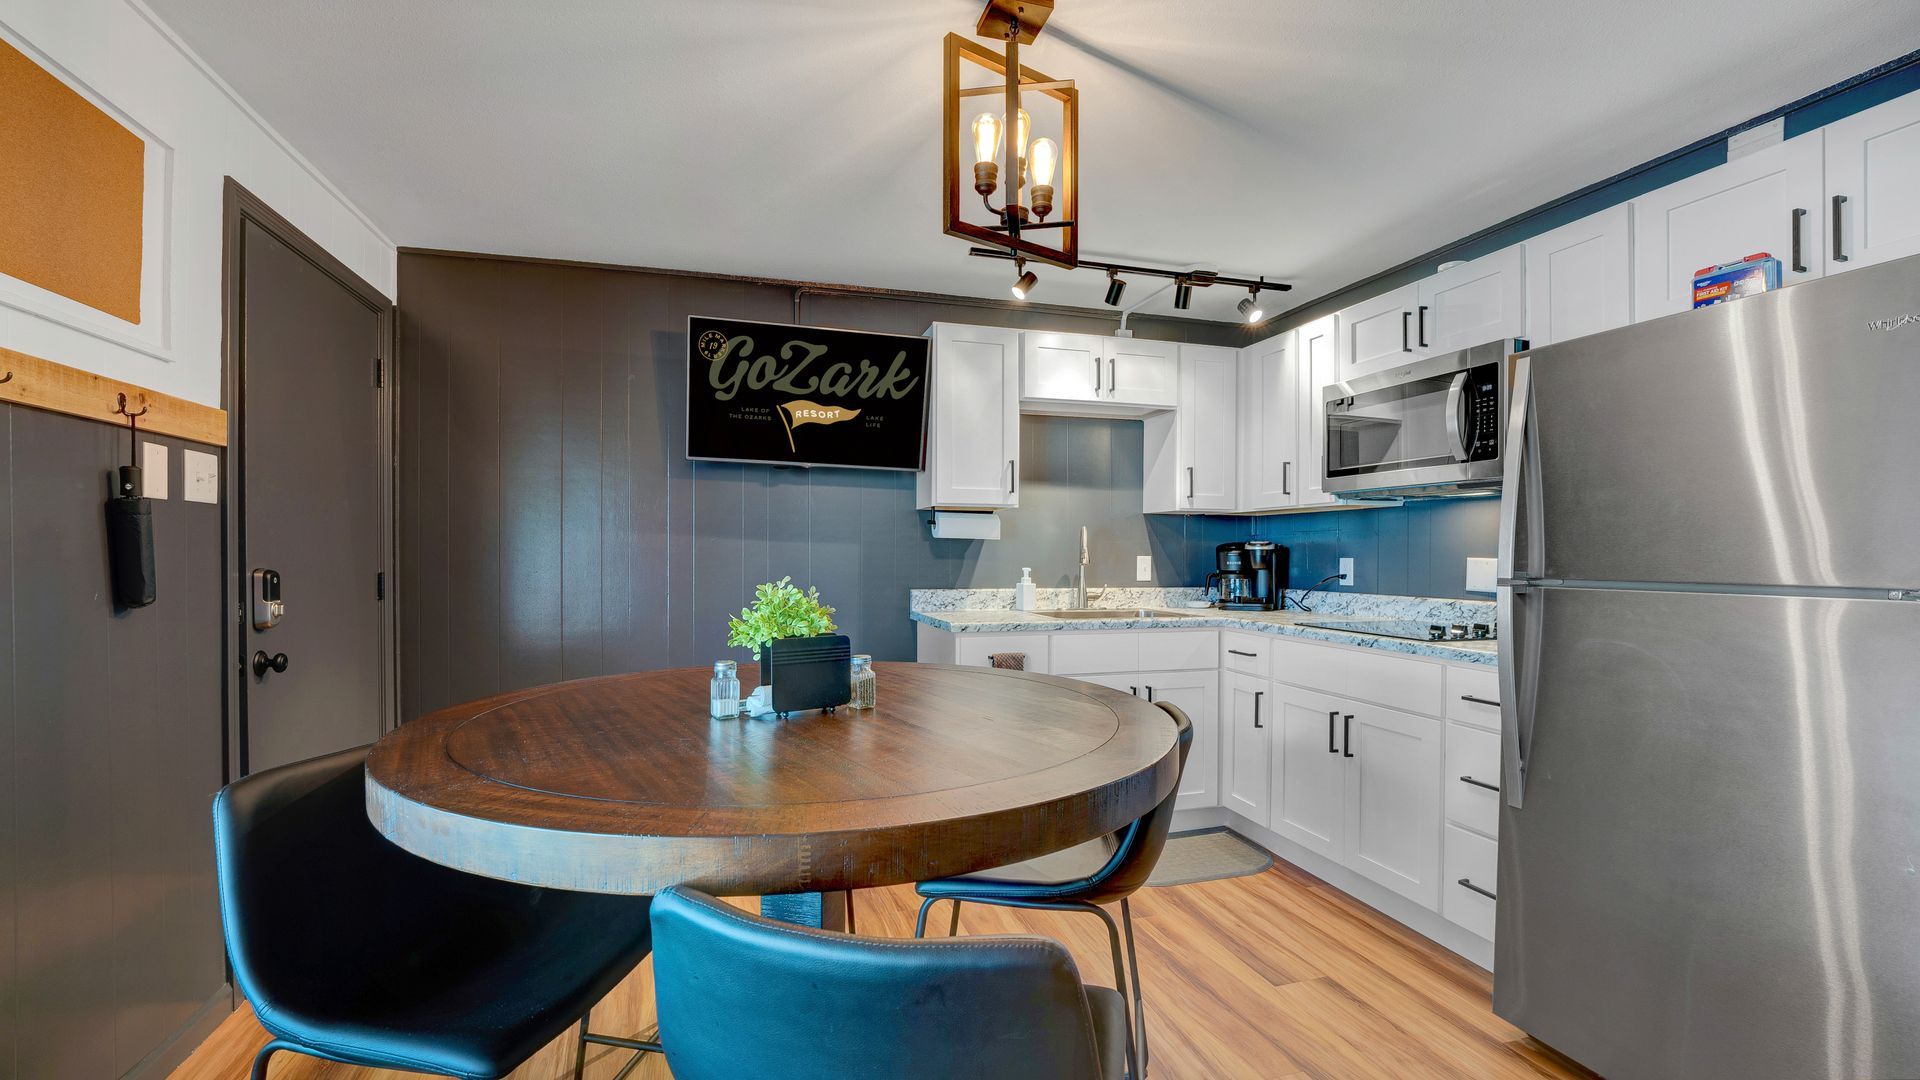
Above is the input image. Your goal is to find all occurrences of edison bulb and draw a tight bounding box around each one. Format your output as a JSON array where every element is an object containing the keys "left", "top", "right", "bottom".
[
  {"left": 1029, "top": 137, "right": 1058, "bottom": 188},
  {"left": 971, "top": 112, "right": 1002, "bottom": 165},
  {"left": 1011, "top": 108, "right": 1031, "bottom": 158}
]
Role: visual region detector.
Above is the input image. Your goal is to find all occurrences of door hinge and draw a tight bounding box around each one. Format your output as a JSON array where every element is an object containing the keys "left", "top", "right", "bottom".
[
  {"left": 376, "top": 571, "right": 385, "bottom": 601},
  {"left": 374, "top": 357, "right": 384, "bottom": 388}
]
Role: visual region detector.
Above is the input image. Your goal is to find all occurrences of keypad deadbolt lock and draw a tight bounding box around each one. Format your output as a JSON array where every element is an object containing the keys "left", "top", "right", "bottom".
[{"left": 251, "top": 568, "right": 285, "bottom": 630}]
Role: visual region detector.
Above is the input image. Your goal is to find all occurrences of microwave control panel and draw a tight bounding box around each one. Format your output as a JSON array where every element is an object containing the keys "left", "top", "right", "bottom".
[{"left": 1464, "top": 366, "right": 1500, "bottom": 461}]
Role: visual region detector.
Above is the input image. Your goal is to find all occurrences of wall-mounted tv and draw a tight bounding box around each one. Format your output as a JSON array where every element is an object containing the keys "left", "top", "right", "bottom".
[{"left": 685, "top": 316, "right": 929, "bottom": 471}]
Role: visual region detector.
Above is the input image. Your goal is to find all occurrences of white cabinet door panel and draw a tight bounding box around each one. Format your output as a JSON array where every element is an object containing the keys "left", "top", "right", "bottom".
[
  {"left": 1270, "top": 684, "right": 1346, "bottom": 862},
  {"left": 1417, "top": 245, "right": 1525, "bottom": 353},
  {"left": 1295, "top": 315, "right": 1341, "bottom": 507},
  {"left": 1176, "top": 344, "right": 1237, "bottom": 510},
  {"left": 1338, "top": 283, "right": 1419, "bottom": 379},
  {"left": 1826, "top": 91, "right": 1920, "bottom": 272},
  {"left": 1343, "top": 704, "right": 1443, "bottom": 910},
  {"left": 1138, "top": 671, "right": 1218, "bottom": 811},
  {"left": 1444, "top": 721, "right": 1501, "bottom": 839},
  {"left": 1443, "top": 824, "right": 1498, "bottom": 941},
  {"left": 1105, "top": 338, "right": 1180, "bottom": 407},
  {"left": 920, "top": 324, "right": 1020, "bottom": 508},
  {"left": 1631, "top": 133, "right": 1826, "bottom": 320},
  {"left": 1238, "top": 331, "right": 1300, "bottom": 511},
  {"left": 1221, "top": 670, "right": 1271, "bottom": 827},
  {"left": 1022, "top": 331, "right": 1103, "bottom": 402},
  {"left": 1524, "top": 204, "right": 1632, "bottom": 346}
]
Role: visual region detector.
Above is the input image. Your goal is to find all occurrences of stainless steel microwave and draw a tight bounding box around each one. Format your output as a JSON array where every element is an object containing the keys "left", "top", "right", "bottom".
[{"left": 1322, "top": 340, "right": 1523, "bottom": 498}]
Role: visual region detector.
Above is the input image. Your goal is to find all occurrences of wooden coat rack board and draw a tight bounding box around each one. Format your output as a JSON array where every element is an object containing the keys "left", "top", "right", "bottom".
[{"left": 0, "top": 345, "right": 227, "bottom": 447}]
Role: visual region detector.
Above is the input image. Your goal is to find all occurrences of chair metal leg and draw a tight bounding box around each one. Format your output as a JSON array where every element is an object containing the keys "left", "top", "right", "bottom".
[
  {"left": 948, "top": 898, "right": 963, "bottom": 937},
  {"left": 249, "top": 1040, "right": 292, "bottom": 1080},
  {"left": 845, "top": 891, "right": 857, "bottom": 934},
  {"left": 574, "top": 1007, "right": 592, "bottom": 1080},
  {"left": 914, "top": 895, "right": 939, "bottom": 938},
  {"left": 1076, "top": 902, "right": 1140, "bottom": 1080},
  {"left": 1121, "top": 897, "right": 1149, "bottom": 1075}
]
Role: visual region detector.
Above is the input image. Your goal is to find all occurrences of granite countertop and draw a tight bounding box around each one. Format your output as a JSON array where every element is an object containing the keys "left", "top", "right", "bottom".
[{"left": 910, "top": 587, "right": 1499, "bottom": 666}]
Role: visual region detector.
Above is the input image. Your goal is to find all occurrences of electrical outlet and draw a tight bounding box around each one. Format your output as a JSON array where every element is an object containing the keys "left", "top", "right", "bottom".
[
  {"left": 1135, "top": 555, "right": 1152, "bottom": 582},
  {"left": 1338, "top": 557, "right": 1355, "bottom": 587},
  {"left": 1466, "top": 557, "right": 1497, "bottom": 593}
]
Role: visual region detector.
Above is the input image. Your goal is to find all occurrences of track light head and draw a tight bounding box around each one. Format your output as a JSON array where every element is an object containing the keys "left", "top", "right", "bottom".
[
  {"left": 1173, "top": 278, "right": 1193, "bottom": 310},
  {"left": 1011, "top": 260, "right": 1038, "bottom": 301},
  {"left": 1237, "top": 289, "right": 1266, "bottom": 323},
  {"left": 1103, "top": 270, "right": 1127, "bottom": 307}
]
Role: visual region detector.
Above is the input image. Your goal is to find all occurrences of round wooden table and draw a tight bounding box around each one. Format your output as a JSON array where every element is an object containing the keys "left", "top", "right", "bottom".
[{"left": 366, "top": 662, "right": 1180, "bottom": 927}]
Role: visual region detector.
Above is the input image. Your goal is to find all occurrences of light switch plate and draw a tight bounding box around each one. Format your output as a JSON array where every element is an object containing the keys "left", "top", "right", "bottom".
[
  {"left": 1466, "top": 557, "right": 1497, "bottom": 593},
  {"left": 140, "top": 441, "right": 169, "bottom": 499},
  {"left": 1337, "top": 557, "right": 1355, "bottom": 587},
  {"left": 1135, "top": 555, "right": 1152, "bottom": 582},
  {"left": 183, "top": 449, "right": 219, "bottom": 504}
]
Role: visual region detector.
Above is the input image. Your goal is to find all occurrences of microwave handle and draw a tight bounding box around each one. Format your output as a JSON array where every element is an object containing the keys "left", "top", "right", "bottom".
[{"left": 1444, "top": 371, "right": 1471, "bottom": 462}]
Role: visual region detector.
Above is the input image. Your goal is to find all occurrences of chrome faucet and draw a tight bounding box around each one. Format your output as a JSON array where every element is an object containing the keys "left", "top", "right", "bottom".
[{"left": 1076, "top": 526, "right": 1106, "bottom": 608}]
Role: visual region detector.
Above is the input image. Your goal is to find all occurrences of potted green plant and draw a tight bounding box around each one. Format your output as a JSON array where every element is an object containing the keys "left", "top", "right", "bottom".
[{"left": 726, "top": 577, "right": 851, "bottom": 715}]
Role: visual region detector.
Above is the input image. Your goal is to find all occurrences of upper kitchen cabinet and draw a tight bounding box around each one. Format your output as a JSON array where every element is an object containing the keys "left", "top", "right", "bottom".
[
  {"left": 1524, "top": 204, "right": 1632, "bottom": 346},
  {"left": 916, "top": 323, "right": 1021, "bottom": 510},
  {"left": 1824, "top": 90, "right": 1920, "bottom": 272},
  {"left": 1294, "top": 315, "right": 1341, "bottom": 508},
  {"left": 1022, "top": 331, "right": 1178, "bottom": 414},
  {"left": 1417, "top": 245, "right": 1526, "bottom": 354},
  {"left": 1144, "top": 343, "right": 1238, "bottom": 513},
  {"left": 1631, "top": 132, "right": 1825, "bottom": 320},
  {"left": 1237, "top": 330, "right": 1301, "bottom": 511},
  {"left": 1337, "top": 247, "right": 1526, "bottom": 379}
]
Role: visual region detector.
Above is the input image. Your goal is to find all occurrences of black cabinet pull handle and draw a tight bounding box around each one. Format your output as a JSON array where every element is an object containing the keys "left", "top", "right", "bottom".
[
  {"left": 1282, "top": 461, "right": 1292, "bottom": 495},
  {"left": 1459, "top": 694, "right": 1501, "bottom": 708},
  {"left": 1128, "top": 686, "right": 1139, "bottom": 696},
  {"left": 1145, "top": 686, "right": 1155, "bottom": 702},
  {"left": 1108, "top": 357, "right": 1116, "bottom": 393},
  {"left": 1342, "top": 713, "right": 1354, "bottom": 757},
  {"left": 1459, "top": 775, "right": 1500, "bottom": 792},
  {"left": 1458, "top": 878, "right": 1497, "bottom": 901},
  {"left": 1093, "top": 355, "right": 1101, "bottom": 393},
  {"left": 1227, "top": 649, "right": 1257, "bottom": 657},
  {"left": 1328, "top": 710, "right": 1339, "bottom": 754},
  {"left": 1253, "top": 690, "right": 1264, "bottom": 728},
  {"left": 1833, "top": 195, "right": 1849, "bottom": 263},
  {"left": 1009, "top": 460, "right": 1016, "bottom": 495},
  {"left": 1401, "top": 311, "right": 1413, "bottom": 352},
  {"left": 1791, "top": 208, "right": 1808, "bottom": 273},
  {"left": 1187, "top": 466, "right": 1195, "bottom": 500},
  {"left": 1417, "top": 305, "right": 1429, "bottom": 348}
]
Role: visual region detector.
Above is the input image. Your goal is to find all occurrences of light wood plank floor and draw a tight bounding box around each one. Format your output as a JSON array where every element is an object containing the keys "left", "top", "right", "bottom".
[{"left": 171, "top": 859, "right": 1594, "bottom": 1079}]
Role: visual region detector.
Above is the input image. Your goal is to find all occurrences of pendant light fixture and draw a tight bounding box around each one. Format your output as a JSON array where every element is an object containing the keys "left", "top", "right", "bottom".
[{"left": 1011, "top": 258, "right": 1039, "bottom": 300}]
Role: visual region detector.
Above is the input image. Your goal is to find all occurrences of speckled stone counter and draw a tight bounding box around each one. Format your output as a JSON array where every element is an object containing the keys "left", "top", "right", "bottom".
[{"left": 910, "top": 588, "right": 1499, "bottom": 666}]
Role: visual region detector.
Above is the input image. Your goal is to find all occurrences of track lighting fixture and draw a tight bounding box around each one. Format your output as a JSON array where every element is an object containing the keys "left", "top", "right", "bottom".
[
  {"left": 1011, "top": 259, "right": 1038, "bottom": 300},
  {"left": 1237, "top": 287, "right": 1266, "bottom": 323},
  {"left": 1103, "top": 270, "right": 1127, "bottom": 307},
  {"left": 1173, "top": 278, "right": 1193, "bottom": 310}
]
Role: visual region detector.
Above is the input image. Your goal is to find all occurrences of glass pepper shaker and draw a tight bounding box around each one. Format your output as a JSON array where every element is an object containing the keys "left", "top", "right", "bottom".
[
  {"left": 710, "top": 659, "right": 742, "bottom": 719},
  {"left": 849, "top": 654, "right": 876, "bottom": 710}
]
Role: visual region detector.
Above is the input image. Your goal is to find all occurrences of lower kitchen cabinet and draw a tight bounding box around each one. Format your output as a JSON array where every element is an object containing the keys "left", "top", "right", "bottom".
[
  {"left": 1443, "top": 823, "right": 1498, "bottom": 941},
  {"left": 1221, "top": 669, "right": 1271, "bottom": 827},
  {"left": 1269, "top": 683, "right": 1346, "bottom": 862},
  {"left": 1343, "top": 703, "right": 1444, "bottom": 909},
  {"left": 1139, "top": 671, "right": 1218, "bottom": 811}
]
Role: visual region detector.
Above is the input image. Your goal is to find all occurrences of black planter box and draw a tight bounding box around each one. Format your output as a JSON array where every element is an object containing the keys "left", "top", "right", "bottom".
[{"left": 759, "top": 634, "right": 852, "bottom": 716}]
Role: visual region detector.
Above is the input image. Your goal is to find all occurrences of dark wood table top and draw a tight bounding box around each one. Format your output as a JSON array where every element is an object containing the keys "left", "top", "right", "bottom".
[{"left": 365, "top": 662, "right": 1180, "bottom": 896}]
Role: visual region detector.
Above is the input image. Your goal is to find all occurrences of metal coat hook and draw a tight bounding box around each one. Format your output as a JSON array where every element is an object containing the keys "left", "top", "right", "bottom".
[{"left": 114, "top": 393, "right": 149, "bottom": 465}]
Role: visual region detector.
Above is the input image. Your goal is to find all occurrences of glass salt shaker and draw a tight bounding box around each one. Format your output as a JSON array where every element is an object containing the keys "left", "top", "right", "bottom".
[
  {"left": 849, "top": 654, "right": 877, "bottom": 710},
  {"left": 710, "top": 660, "right": 742, "bottom": 719}
]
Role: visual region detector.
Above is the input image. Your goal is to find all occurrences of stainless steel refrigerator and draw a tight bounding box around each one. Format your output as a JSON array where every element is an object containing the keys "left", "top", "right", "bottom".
[{"left": 1493, "top": 252, "right": 1920, "bottom": 1080}]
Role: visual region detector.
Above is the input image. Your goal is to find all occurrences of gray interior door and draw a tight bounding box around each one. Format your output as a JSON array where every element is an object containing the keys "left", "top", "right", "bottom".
[{"left": 240, "top": 218, "right": 386, "bottom": 772}]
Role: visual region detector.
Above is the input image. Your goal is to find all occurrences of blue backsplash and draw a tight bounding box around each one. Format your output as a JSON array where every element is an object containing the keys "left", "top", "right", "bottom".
[{"left": 1251, "top": 498, "right": 1500, "bottom": 600}]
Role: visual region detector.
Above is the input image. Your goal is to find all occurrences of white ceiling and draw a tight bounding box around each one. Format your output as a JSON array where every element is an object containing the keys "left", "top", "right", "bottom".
[{"left": 147, "top": 0, "right": 1920, "bottom": 322}]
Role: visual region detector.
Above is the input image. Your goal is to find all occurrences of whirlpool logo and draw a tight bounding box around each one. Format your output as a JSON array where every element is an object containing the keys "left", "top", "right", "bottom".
[{"left": 1866, "top": 313, "right": 1920, "bottom": 332}]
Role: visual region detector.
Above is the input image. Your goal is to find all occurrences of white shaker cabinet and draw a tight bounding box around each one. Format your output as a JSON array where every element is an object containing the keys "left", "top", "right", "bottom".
[
  {"left": 916, "top": 323, "right": 1021, "bottom": 509},
  {"left": 1221, "top": 670, "right": 1271, "bottom": 827},
  {"left": 1294, "top": 315, "right": 1341, "bottom": 508},
  {"left": 1105, "top": 337, "right": 1181, "bottom": 407},
  {"left": 1416, "top": 245, "right": 1526, "bottom": 355},
  {"left": 1631, "top": 132, "right": 1826, "bottom": 320},
  {"left": 1237, "top": 331, "right": 1301, "bottom": 511},
  {"left": 1336, "top": 282, "right": 1421, "bottom": 379},
  {"left": 1021, "top": 331, "right": 1105, "bottom": 404},
  {"left": 1342, "top": 702, "right": 1444, "bottom": 910},
  {"left": 1269, "top": 683, "right": 1346, "bottom": 862},
  {"left": 1136, "top": 670, "right": 1219, "bottom": 812},
  {"left": 1144, "top": 344, "right": 1237, "bottom": 512},
  {"left": 1825, "top": 90, "right": 1920, "bottom": 272},
  {"left": 1524, "top": 204, "right": 1633, "bottom": 346}
]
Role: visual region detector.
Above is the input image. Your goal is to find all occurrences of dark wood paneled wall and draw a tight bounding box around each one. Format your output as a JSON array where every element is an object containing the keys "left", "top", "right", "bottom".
[
  {"left": 0, "top": 403, "right": 227, "bottom": 1079},
  {"left": 397, "top": 252, "right": 1255, "bottom": 720}
]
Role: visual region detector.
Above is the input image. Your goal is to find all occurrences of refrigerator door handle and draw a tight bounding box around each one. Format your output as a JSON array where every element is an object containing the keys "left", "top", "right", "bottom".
[
  {"left": 1498, "top": 355, "right": 1543, "bottom": 808},
  {"left": 1444, "top": 371, "right": 1471, "bottom": 462}
]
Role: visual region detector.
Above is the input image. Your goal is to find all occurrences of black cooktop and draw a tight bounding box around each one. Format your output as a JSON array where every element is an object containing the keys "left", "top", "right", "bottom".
[{"left": 1296, "top": 618, "right": 1495, "bottom": 642}]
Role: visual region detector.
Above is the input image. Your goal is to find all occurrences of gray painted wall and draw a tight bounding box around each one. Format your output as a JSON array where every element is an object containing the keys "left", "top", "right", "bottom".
[
  {"left": 397, "top": 252, "right": 1254, "bottom": 719},
  {"left": 1254, "top": 498, "right": 1501, "bottom": 600},
  {"left": 0, "top": 404, "right": 228, "bottom": 1080}
]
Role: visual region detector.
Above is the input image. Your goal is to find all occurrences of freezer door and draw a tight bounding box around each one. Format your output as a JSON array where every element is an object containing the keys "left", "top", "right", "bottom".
[
  {"left": 1493, "top": 586, "right": 1920, "bottom": 1080},
  {"left": 1526, "top": 253, "right": 1920, "bottom": 588}
]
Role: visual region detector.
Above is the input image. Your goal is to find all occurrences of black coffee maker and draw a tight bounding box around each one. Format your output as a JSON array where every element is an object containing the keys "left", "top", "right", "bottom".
[{"left": 1208, "top": 541, "right": 1286, "bottom": 611}]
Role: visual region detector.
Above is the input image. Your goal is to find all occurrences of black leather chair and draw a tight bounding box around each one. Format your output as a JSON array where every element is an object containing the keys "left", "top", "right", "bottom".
[
  {"left": 212, "top": 745, "right": 657, "bottom": 1080},
  {"left": 650, "top": 884, "right": 1129, "bottom": 1080},
  {"left": 914, "top": 700, "right": 1193, "bottom": 1079}
]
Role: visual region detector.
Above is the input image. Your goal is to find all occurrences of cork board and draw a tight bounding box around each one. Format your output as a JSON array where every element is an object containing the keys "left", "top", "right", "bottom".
[{"left": 0, "top": 37, "right": 145, "bottom": 324}]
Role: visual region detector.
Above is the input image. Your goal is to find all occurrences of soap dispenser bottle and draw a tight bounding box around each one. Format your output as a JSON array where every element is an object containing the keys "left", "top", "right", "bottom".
[{"left": 1014, "top": 567, "right": 1037, "bottom": 611}]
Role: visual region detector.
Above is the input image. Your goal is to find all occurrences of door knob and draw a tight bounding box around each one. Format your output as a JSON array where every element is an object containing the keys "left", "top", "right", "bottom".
[{"left": 252, "top": 651, "right": 289, "bottom": 677}]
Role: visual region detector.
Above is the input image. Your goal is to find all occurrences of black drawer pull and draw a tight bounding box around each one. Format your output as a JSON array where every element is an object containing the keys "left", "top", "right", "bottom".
[
  {"left": 1328, "top": 710, "right": 1339, "bottom": 754},
  {"left": 1253, "top": 690, "right": 1264, "bottom": 729},
  {"left": 1458, "top": 775, "right": 1500, "bottom": 792},
  {"left": 1458, "top": 878, "right": 1496, "bottom": 901},
  {"left": 1459, "top": 694, "right": 1501, "bottom": 708},
  {"left": 1227, "top": 649, "right": 1258, "bottom": 658},
  {"left": 1342, "top": 713, "right": 1354, "bottom": 758}
]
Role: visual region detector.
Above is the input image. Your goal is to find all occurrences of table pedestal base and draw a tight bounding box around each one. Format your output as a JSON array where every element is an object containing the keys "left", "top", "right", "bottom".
[{"left": 760, "top": 890, "right": 849, "bottom": 930}]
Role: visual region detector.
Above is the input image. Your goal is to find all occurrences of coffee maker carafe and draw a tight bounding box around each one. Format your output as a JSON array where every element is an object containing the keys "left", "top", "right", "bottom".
[{"left": 1208, "top": 541, "right": 1286, "bottom": 611}]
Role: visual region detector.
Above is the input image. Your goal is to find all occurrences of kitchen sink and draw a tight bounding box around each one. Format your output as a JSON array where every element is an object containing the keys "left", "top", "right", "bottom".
[{"left": 1039, "top": 608, "right": 1200, "bottom": 620}]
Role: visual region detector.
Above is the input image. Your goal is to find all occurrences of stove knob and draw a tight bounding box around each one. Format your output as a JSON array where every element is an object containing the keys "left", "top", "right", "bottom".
[
  {"left": 1471, "top": 623, "right": 1492, "bottom": 639},
  {"left": 1427, "top": 625, "right": 1446, "bottom": 640},
  {"left": 1449, "top": 624, "right": 1469, "bottom": 640}
]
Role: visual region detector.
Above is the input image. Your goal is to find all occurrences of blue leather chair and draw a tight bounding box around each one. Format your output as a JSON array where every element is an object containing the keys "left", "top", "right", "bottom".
[
  {"left": 212, "top": 745, "right": 658, "bottom": 1080},
  {"left": 915, "top": 700, "right": 1193, "bottom": 1079},
  {"left": 650, "top": 884, "right": 1129, "bottom": 1080}
]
